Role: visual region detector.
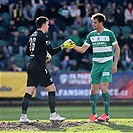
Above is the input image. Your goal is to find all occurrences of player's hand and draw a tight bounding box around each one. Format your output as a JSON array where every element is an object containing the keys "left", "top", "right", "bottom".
[
  {"left": 46, "top": 51, "right": 52, "bottom": 63},
  {"left": 61, "top": 39, "right": 75, "bottom": 50},
  {"left": 112, "top": 64, "right": 117, "bottom": 74}
]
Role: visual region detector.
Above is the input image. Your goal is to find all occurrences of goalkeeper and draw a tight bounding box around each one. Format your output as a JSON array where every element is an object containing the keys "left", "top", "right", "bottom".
[{"left": 20, "top": 16, "right": 75, "bottom": 123}]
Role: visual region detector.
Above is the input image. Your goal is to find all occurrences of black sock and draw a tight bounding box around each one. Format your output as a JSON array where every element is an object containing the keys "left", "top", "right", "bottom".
[
  {"left": 48, "top": 91, "right": 55, "bottom": 113},
  {"left": 22, "top": 93, "right": 32, "bottom": 114}
]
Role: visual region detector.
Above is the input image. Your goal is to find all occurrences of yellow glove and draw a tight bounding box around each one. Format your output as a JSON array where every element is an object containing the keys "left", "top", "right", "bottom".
[
  {"left": 46, "top": 51, "right": 52, "bottom": 63},
  {"left": 61, "top": 39, "right": 75, "bottom": 50}
]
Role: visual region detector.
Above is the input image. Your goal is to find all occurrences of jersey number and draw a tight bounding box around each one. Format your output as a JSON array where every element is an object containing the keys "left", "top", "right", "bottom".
[{"left": 29, "top": 37, "right": 36, "bottom": 51}]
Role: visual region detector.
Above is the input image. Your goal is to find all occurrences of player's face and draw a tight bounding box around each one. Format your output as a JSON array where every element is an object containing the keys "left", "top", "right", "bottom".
[
  {"left": 43, "top": 21, "right": 49, "bottom": 33},
  {"left": 92, "top": 19, "right": 103, "bottom": 30}
]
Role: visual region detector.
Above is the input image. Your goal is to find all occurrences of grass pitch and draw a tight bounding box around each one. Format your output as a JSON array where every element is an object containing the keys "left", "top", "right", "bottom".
[{"left": 0, "top": 106, "right": 133, "bottom": 133}]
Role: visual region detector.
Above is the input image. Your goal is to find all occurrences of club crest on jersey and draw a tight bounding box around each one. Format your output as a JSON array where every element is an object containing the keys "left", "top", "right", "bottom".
[{"left": 46, "top": 41, "right": 50, "bottom": 45}]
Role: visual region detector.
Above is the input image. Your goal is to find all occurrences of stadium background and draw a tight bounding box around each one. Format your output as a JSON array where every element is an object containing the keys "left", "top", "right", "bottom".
[{"left": 0, "top": 0, "right": 133, "bottom": 106}]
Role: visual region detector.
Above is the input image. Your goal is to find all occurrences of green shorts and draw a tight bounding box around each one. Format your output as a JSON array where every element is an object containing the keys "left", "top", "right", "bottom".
[{"left": 90, "top": 60, "right": 113, "bottom": 84}]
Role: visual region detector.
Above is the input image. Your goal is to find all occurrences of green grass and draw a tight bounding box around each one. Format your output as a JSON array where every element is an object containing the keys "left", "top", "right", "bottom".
[
  {"left": 0, "top": 106, "right": 133, "bottom": 133},
  {"left": 0, "top": 106, "right": 132, "bottom": 120}
]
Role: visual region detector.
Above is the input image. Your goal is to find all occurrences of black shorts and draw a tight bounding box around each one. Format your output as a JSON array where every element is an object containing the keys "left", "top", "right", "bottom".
[{"left": 26, "top": 59, "right": 53, "bottom": 88}]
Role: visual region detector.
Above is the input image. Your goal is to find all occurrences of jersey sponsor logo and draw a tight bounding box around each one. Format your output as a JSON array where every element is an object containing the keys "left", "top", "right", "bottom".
[
  {"left": 46, "top": 41, "right": 50, "bottom": 45},
  {"left": 93, "top": 42, "right": 106, "bottom": 47},
  {"left": 90, "top": 36, "right": 110, "bottom": 42}
]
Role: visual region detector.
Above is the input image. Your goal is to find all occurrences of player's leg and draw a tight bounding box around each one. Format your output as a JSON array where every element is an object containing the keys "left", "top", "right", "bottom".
[
  {"left": 45, "top": 84, "right": 66, "bottom": 122},
  {"left": 101, "top": 82, "right": 110, "bottom": 116},
  {"left": 37, "top": 68, "right": 65, "bottom": 122},
  {"left": 20, "top": 86, "right": 36, "bottom": 123},
  {"left": 97, "top": 60, "right": 113, "bottom": 121},
  {"left": 45, "top": 84, "right": 56, "bottom": 114},
  {"left": 88, "top": 62, "right": 101, "bottom": 122},
  {"left": 97, "top": 82, "right": 110, "bottom": 121},
  {"left": 88, "top": 84, "right": 100, "bottom": 122},
  {"left": 22, "top": 86, "right": 36, "bottom": 114},
  {"left": 20, "top": 69, "right": 38, "bottom": 123}
]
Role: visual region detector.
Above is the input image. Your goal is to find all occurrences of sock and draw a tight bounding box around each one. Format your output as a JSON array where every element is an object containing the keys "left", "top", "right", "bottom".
[
  {"left": 51, "top": 112, "right": 56, "bottom": 115},
  {"left": 102, "top": 92, "right": 110, "bottom": 115},
  {"left": 22, "top": 93, "right": 32, "bottom": 114},
  {"left": 90, "top": 94, "right": 98, "bottom": 115},
  {"left": 48, "top": 91, "right": 55, "bottom": 113}
]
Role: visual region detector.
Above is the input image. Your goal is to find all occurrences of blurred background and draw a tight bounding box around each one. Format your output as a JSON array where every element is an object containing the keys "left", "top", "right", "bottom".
[{"left": 0, "top": 0, "right": 133, "bottom": 106}]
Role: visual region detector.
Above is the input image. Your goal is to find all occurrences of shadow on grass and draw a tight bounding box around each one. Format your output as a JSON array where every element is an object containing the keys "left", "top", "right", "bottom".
[{"left": 96, "top": 120, "right": 133, "bottom": 132}]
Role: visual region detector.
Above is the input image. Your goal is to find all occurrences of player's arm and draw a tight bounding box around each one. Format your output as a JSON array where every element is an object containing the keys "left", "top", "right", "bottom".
[
  {"left": 46, "top": 44, "right": 61, "bottom": 56},
  {"left": 112, "top": 43, "right": 120, "bottom": 74},
  {"left": 46, "top": 39, "right": 74, "bottom": 61},
  {"left": 73, "top": 33, "right": 91, "bottom": 54},
  {"left": 73, "top": 44, "right": 89, "bottom": 54},
  {"left": 46, "top": 39, "right": 75, "bottom": 56},
  {"left": 110, "top": 31, "right": 120, "bottom": 74}
]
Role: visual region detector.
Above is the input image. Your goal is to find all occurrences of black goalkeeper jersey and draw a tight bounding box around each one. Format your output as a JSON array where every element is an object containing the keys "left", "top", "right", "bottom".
[{"left": 26, "top": 30, "right": 61, "bottom": 62}]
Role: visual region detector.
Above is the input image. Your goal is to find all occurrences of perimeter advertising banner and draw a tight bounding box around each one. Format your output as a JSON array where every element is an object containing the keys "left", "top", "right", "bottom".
[
  {"left": 0, "top": 72, "right": 36, "bottom": 98},
  {"left": 36, "top": 72, "right": 91, "bottom": 100},
  {"left": 36, "top": 72, "right": 133, "bottom": 100},
  {"left": 0, "top": 72, "right": 132, "bottom": 99}
]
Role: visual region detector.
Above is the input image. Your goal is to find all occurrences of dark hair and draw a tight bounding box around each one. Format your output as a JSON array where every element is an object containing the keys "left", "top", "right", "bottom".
[
  {"left": 91, "top": 13, "right": 106, "bottom": 23},
  {"left": 36, "top": 16, "right": 49, "bottom": 28}
]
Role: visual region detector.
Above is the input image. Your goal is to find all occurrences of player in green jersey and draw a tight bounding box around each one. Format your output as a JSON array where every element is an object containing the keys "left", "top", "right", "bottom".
[{"left": 73, "top": 13, "right": 120, "bottom": 122}]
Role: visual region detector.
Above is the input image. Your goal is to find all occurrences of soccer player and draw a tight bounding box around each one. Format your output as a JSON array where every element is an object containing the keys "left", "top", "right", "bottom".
[
  {"left": 73, "top": 13, "right": 120, "bottom": 122},
  {"left": 19, "top": 16, "right": 75, "bottom": 123}
]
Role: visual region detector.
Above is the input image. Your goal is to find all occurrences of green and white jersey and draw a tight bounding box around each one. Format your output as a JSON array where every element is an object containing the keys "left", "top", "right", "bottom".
[{"left": 84, "top": 28, "right": 117, "bottom": 63}]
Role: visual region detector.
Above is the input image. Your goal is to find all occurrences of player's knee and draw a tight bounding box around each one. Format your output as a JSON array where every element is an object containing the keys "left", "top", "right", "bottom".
[
  {"left": 26, "top": 86, "right": 35, "bottom": 95},
  {"left": 47, "top": 88, "right": 56, "bottom": 92},
  {"left": 26, "top": 91, "right": 34, "bottom": 96},
  {"left": 46, "top": 84, "right": 56, "bottom": 92},
  {"left": 91, "top": 88, "right": 98, "bottom": 94},
  {"left": 101, "top": 83, "right": 109, "bottom": 93},
  {"left": 101, "top": 88, "right": 108, "bottom": 93}
]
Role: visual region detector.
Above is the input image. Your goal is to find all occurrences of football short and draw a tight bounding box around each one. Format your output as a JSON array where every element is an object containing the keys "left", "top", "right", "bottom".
[
  {"left": 26, "top": 59, "right": 53, "bottom": 88},
  {"left": 90, "top": 60, "right": 113, "bottom": 84}
]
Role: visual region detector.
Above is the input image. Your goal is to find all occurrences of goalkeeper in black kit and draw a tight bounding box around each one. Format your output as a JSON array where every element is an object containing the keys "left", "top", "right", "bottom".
[{"left": 20, "top": 16, "right": 75, "bottom": 123}]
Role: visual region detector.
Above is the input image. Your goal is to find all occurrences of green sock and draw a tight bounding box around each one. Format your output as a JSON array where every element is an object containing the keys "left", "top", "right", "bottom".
[
  {"left": 102, "top": 92, "right": 110, "bottom": 115},
  {"left": 90, "top": 94, "right": 98, "bottom": 115}
]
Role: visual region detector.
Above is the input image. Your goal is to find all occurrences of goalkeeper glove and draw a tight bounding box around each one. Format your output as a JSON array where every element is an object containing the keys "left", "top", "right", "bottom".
[
  {"left": 61, "top": 39, "right": 75, "bottom": 50},
  {"left": 46, "top": 51, "right": 52, "bottom": 63}
]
